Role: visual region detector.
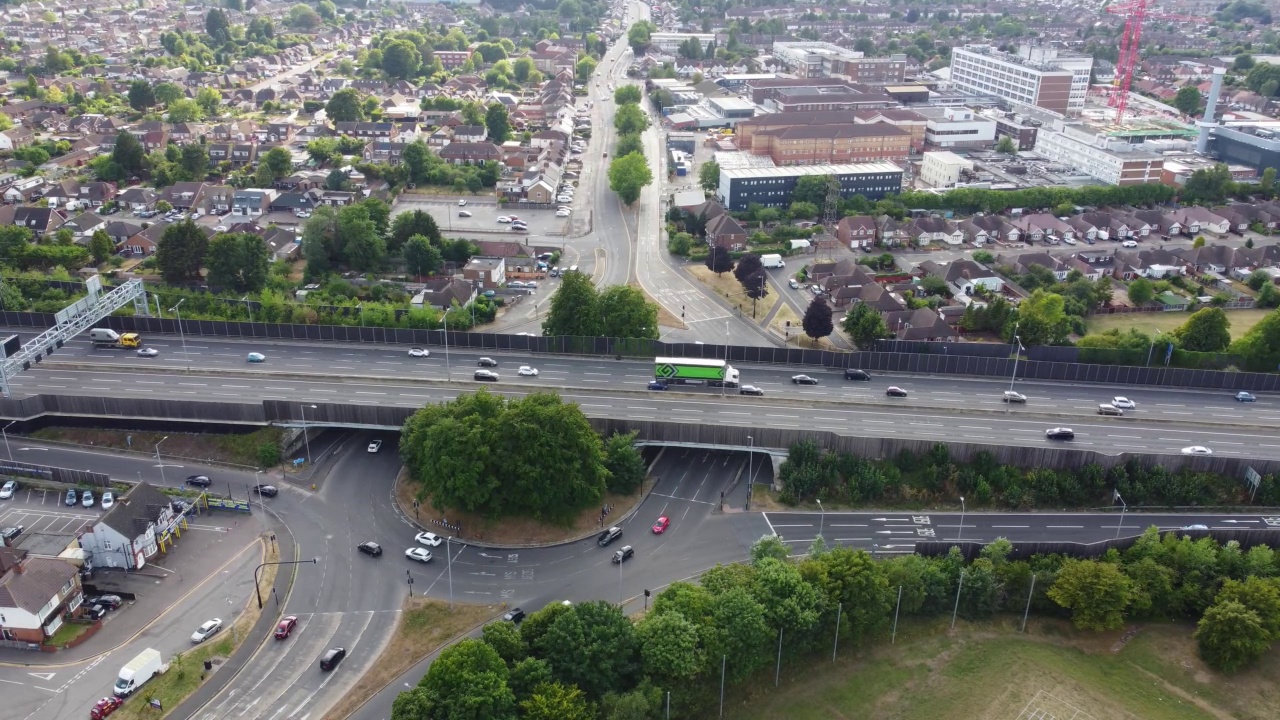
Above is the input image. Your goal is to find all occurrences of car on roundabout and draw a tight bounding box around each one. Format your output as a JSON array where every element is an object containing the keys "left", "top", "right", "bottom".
[
  {"left": 503, "top": 607, "right": 526, "bottom": 623},
  {"left": 405, "top": 547, "right": 433, "bottom": 563},
  {"left": 415, "top": 531, "right": 443, "bottom": 547},
  {"left": 275, "top": 616, "right": 298, "bottom": 640},
  {"left": 191, "top": 618, "right": 223, "bottom": 643},
  {"left": 652, "top": 516, "right": 670, "bottom": 534},
  {"left": 90, "top": 696, "right": 124, "bottom": 720}
]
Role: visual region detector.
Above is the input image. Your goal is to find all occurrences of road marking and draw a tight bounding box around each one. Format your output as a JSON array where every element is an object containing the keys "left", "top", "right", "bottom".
[
  {"left": 28, "top": 672, "right": 54, "bottom": 681},
  {"left": 991, "top": 525, "right": 1029, "bottom": 528},
  {"left": 1046, "top": 525, "right": 1084, "bottom": 529}
]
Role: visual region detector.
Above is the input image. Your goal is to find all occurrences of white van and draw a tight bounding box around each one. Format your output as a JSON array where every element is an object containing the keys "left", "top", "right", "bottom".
[{"left": 568, "top": 265, "right": 579, "bottom": 273}]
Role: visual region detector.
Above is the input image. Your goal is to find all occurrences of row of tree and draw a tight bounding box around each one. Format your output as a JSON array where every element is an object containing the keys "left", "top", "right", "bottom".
[
  {"left": 607, "top": 83, "right": 654, "bottom": 205},
  {"left": 542, "top": 271, "right": 660, "bottom": 340}
]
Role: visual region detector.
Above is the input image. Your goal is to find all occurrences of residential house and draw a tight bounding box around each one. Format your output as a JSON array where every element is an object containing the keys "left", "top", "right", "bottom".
[
  {"left": 1211, "top": 205, "right": 1253, "bottom": 234},
  {"left": 437, "top": 142, "right": 503, "bottom": 166},
  {"left": 61, "top": 212, "right": 106, "bottom": 240},
  {"left": 1011, "top": 213, "right": 1074, "bottom": 244},
  {"left": 706, "top": 213, "right": 749, "bottom": 251},
  {"left": 116, "top": 187, "right": 159, "bottom": 214},
  {"left": 0, "top": 546, "right": 83, "bottom": 645},
  {"left": 959, "top": 214, "right": 1020, "bottom": 245},
  {"left": 1113, "top": 247, "right": 1186, "bottom": 279},
  {"left": 260, "top": 226, "right": 301, "bottom": 261},
  {"left": 335, "top": 122, "right": 396, "bottom": 140},
  {"left": 362, "top": 141, "right": 411, "bottom": 165},
  {"left": 1171, "top": 206, "right": 1230, "bottom": 237},
  {"left": 11, "top": 207, "right": 64, "bottom": 238},
  {"left": 919, "top": 259, "right": 1005, "bottom": 296},
  {"left": 837, "top": 215, "right": 876, "bottom": 249},
  {"left": 1173, "top": 244, "right": 1250, "bottom": 274},
  {"left": 0, "top": 127, "right": 35, "bottom": 152},
  {"left": 232, "top": 190, "right": 274, "bottom": 218},
  {"left": 884, "top": 307, "right": 959, "bottom": 341},
  {"left": 122, "top": 222, "right": 168, "bottom": 256},
  {"left": 907, "top": 216, "right": 963, "bottom": 247},
  {"left": 876, "top": 215, "right": 910, "bottom": 247},
  {"left": 194, "top": 185, "right": 235, "bottom": 216},
  {"left": 2, "top": 178, "right": 46, "bottom": 204},
  {"left": 161, "top": 182, "right": 207, "bottom": 211},
  {"left": 1081, "top": 210, "right": 1132, "bottom": 240},
  {"left": 462, "top": 257, "right": 506, "bottom": 288},
  {"left": 78, "top": 482, "right": 175, "bottom": 571},
  {"left": 997, "top": 251, "right": 1070, "bottom": 281},
  {"left": 103, "top": 220, "right": 141, "bottom": 247},
  {"left": 1132, "top": 209, "right": 1182, "bottom": 237}
]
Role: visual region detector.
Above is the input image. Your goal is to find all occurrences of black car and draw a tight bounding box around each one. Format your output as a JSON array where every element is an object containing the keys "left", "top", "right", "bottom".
[
  {"left": 474, "top": 369, "right": 499, "bottom": 382},
  {"left": 477, "top": 357, "right": 498, "bottom": 367},
  {"left": 1, "top": 525, "right": 23, "bottom": 542},
  {"left": 86, "top": 594, "right": 123, "bottom": 610},
  {"left": 503, "top": 608, "right": 526, "bottom": 623},
  {"left": 791, "top": 374, "right": 819, "bottom": 385},
  {"left": 647, "top": 381, "right": 668, "bottom": 391},
  {"left": 357, "top": 541, "right": 383, "bottom": 557},
  {"left": 885, "top": 386, "right": 908, "bottom": 398},
  {"left": 844, "top": 369, "right": 871, "bottom": 381},
  {"left": 1045, "top": 427, "right": 1075, "bottom": 441},
  {"left": 85, "top": 604, "right": 108, "bottom": 621},
  {"left": 170, "top": 499, "right": 192, "bottom": 514},
  {"left": 597, "top": 526, "right": 622, "bottom": 547},
  {"left": 319, "top": 647, "right": 346, "bottom": 672},
  {"left": 739, "top": 385, "right": 764, "bottom": 396},
  {"left": 185, "top": 475, "right": 212, "bottom": 488},
  {"left": 253, "top": 484, "right": 278, "bottom": 497},
  {"left": 611, "top": 545, "right": 635, "bottom": 564}
]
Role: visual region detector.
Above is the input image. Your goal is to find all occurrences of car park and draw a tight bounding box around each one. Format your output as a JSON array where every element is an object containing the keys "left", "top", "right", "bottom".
[
  {"left": 458, "top": 210, "right": 472, "bottom": 218},
  {"left": 66, "top": 488, "right": 78, "bottom": 506},
  {"left": 1111, "top": 397, "right": 1136, "bottom": 409},
  {"left": 885, "top": 386, "right": 908, "bottom": 397},
  {"left": 791, "top": 374, "right": 819, "bottom": 385},
  {"left": 357, "top": 541, "right": 383, "bottom": 557},
  {"left": 319, "top": 647, "right": 346, "bottom": 671},
  {"left": 474, "top": 369, "right": 500, "bottom": 382},
  {"left": 246, "top": 352, "right": 266, "bottom": 363},
  {"left": 1045, "top": 427, "right": 1075, "bottom": 440},
  {"left": 82, "top": 490, "right": 95, "bottom": 508},
  {"left": 275, "top": 616, "right": 298, "bottom": 639},
  {"left": 90, "top": 696, "right": 124, "bottom": 720},
  {"left": 405, "top": 547, "right": 433, "bottom": 563},
  {"left": 191, "top": 619, "right": 223, "bottom": 643},
  {"left": 137, "top": 348, "right": 159, "bottom": 357},
  {"left": 1181, "top": 446, "right": 1213, "bottom": 455},
  {"left": 739, "top": 385, "right": 764, "bottom": 396},
  {"left": 478, "top": 357, "right": 498, "bottom": 367},
  {"left": 844, "top": 369, "right": 870, "bottom": 381},
  {"left": 408, "top": 347, "right": 430, "bottom": 358},
  {"left": 1, "top": 526, "right": 22, "bottom": 542},
  {"left": 252, "top": 484, "right": 277, "bottom": 497},
  {"left": 1236, "top": 391, "right": 1257, "bottom": 402},
  {"left": 612, "top": 546, "right": 635, "bottom": 564},
  {"left": 415, "top": 531, "right": 443, "bottom": 547},
  {"left": 1002, "top": 390, "right": 1027, "bottom": 403},
  {"left": 0, "top": 480, "right": 15, "bottom": 499},
  {"left": 652, "top": 516, "right": 670, "bottom": 534},
  {"left": 503, "top": 607, "right": 526, "bottom": 623},
  {"left": 1097, "top": 404, "right": 1124, "bottom": 416},
  {"left": 101, "top": 491, "right": 114, "bottom": 509},
  {"left": 186, "top": 475, "right": 211, "bottom": 488},
  {"left": 518, "top": 365, "right": 539, "bottom": 376},
  {"left": 647, "top": 381, "right": 668, "bottom": 391},
  {"left": 368, "top": 440, "right": 383, "bottom": 453},
  {"left": 598, "top": 526, "right": 622, "bottom": 547}
]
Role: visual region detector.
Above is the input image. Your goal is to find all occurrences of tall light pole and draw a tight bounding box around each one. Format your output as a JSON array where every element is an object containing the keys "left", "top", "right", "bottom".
[
  {"left": 721, "top": 320, "right": 729, "bottom": 397},
  {"left": 816, "top": 499, "right": 824, "bottom": 538},
  {"left": 170, "top": 298, "right": 190, "bottom": 372},
  {"left": 1114, "top": 491, "right": 1127, "bottom": 540},
  {"left": 299, "top": 404, "right": 318, "bottom": 466},
  {"left": 241, "top": 294, "right": 253, "bottom": 323},
  {"left": 1145, "top": 329, "right": 1164, "bottom": 366},
  {"left": 446, "top": 536, "right": 454, "bottom": 608},
  {"left": 957, "top": 496, "right": 966, "bottom": 544},
  {"left": 442, "top": 308, "right": 452, "bottom": 381},
  {"left": 2, "top": 420, "right": 15, "bottom": 461},
  {"left": 155, "top": 435, "right": 169, "bottom": 485},
  {"left": 1007, "top": 332, "right": 1023, "bottom": 394}
]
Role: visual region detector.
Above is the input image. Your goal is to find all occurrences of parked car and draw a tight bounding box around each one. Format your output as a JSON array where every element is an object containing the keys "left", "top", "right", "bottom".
[
  {"left": 789, "top": 279, "right": 800, "bottom": 289},
  {"left": 185, "top": 475, "right": 211, "bottom": 488},
  {"left": 246, "top": 352, "right": 266, "bottom": 363},
  {"left": 0, "top": 480, "right": 15, "bottom": 499},
  {"left": 405, "top": 547, "right": 433, "bottom": 563},
  {"left": 1045, "top": 427, "right": 1075, "bottom": 441},
  {"left": 275, "top": 616, "right": 298, "bottom": 640},
  {"left": 1, "top": 525, "right": 23, "bottom": 542},
  {"left": 408, "top": 347, "right": 430, "bottom": 358},
  {"left": 611, "top": 545, "right": 635, "bottom": 564},
  {"left": 82, "top": 490, "right": 95, "bottom": 508},
  {"left": 90, "top": 697, "right": 124, "bottom": 720},
  {"left": 885, "top": 386, "right": 908, "bottom": 397},
  {"left": 597, "top": 526, "right": 622, "bottom": 547},
  {"left": 101, "top": 491, "right": 115, "bottom": 509},
  {"left": 415, "top": 532, "right": 443, "bottom": 547},
  {"left": 477, "top": 357, "right": 498, "bottom": 367},
  {"left": 357, "top": 541, "right": 383, "bottom": 557},
  {"left": 1236, "top": 391, "right": 1257, "bottom": 402},
  {"left": 1121, "top": 240, "right": 1138, "bottom": 248},
  {"left": 85, "top": 604, "right": 108, "bottom": 621},
  {"left": 474, "top": 369, "right": 500, "bottom": 382},
  {"left": 791, "top": 374, "right": 819, "bottom": 385},
  {"left": 739, "top": 385, "right": 764, "bottom": 396},
  {"left": 87, "top": 594, "right": 122, "bottom": 610},
  {"left": 191, "top": 618, "right": 223, "bottom": 643},
  {"left": 518, "top": 365, "right": 539, "bottom": 376},
  {"left": 509, "top": 281, "right": 526, "bottom": 288},
  {"left": 1002, "top": 391, "right": 1027, "bottom": 403},
  {"left": 136, "top": 348, "right": 159, "bottom": 358},
  {"left": 502, "top": 607, "right": 526, "bottom": 623},
  {"left": 65, "top": 489, "right": 77, "bottom": 506},
  {"left": 367, "top": 440, "right": 383, "bottom": 453},
  {"left": 1181, "top": 446, "right": 1213, "bottom": 455},
  {"left": 556, "top": 209, "right": 571, "bottom": 217},
  {"left": 652, "top": 516, "right": 670, "bottom": 534}
]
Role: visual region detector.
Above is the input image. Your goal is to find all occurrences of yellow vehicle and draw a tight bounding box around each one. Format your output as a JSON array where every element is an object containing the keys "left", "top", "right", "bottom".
[{"left": 89, "top": 328, "right": 141, "bottom": 348}]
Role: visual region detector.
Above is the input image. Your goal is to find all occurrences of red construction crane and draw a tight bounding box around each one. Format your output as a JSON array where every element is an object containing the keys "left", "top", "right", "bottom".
[{"left": 1106, "top": 0, "right": 1203, "bottom": 123}]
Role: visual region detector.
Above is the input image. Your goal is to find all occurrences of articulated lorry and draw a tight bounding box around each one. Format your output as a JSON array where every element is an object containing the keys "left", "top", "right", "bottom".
[
  {"left": 114, "top": 648, "right": 167, "bottom": 697},
  {"left": 89, "top": 328, "right": 141, "bottom": 349},
  {"left": 654, "top": 357, "right": 740, "bottom": 388}
]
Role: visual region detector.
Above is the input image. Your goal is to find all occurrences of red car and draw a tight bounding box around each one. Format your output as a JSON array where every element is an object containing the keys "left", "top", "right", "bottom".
[
  {"left": 652, "top": 516, "right": 670, "bottom": 534},
  {"left": 275, "top": 615, "right": 298, "bottom": 639},
  {"left": 90, "top": 696, "right": 123, "bottom": 720}
]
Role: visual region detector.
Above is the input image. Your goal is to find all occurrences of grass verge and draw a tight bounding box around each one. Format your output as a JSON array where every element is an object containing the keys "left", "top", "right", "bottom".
[
  {"left": 323, "top": 598, "right": 496, "bottom": 720},
  {"left": 30, "top": 427, "right": 282, "bottom": 469},
  {"left": 770, "top": 302, "right": 839, "bottom": 350},
  {"left": 686, "top": 266, "right": 780, "bottom": 321},
  {"left": 629, "top": 282, "right": 685, "bottom": 329},
  {"left": 111, "top": 540, "right": 279, "bottom": 720},
  {"left": 731, "top": 617, "right": 1279, "bottom": 720},
  {"left": 1086, "top": 308, "right": 1270, "bottom": 340}
]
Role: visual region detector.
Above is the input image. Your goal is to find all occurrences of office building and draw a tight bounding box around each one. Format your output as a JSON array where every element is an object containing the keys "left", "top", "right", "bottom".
[
  {"left": 949, "top": 44, "right": 1093, "bottom": 115},
  {"left": 648, "top": 33, "right": 715, "bottom": 54},
  {"left": 917, "top": 107, "right": 997, "bottom": 149},
  {"left": 716, "top": 162, "right": 903, "bottom": 211},
  {"left": 920, "top": 151, "right": 974, "bottom": 188},
  {"left": 1033, "top": 125, "right": 1164, "bottom": 186},
  {"left": 771, "top": 41, "right": 906, "bottom": 83}
]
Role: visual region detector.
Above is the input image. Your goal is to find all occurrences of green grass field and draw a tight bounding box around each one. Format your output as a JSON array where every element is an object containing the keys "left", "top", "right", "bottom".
[
  {"left": 726, "top": 617, "right": 1280, "bottom": 720},
  {"left": 1086, "top": 308, "right": 1271, "bottom": 340}
]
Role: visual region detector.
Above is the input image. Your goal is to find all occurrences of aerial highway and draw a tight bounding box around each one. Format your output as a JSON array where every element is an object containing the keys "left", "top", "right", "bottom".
[{"left": 4, "top": 334, "right": 1278, "bottom": 459}]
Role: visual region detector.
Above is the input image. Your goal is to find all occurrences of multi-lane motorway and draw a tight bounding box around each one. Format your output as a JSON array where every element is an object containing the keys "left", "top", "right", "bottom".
[{"left": 7, "top": 332, "right": 1279, "bottom": 459}]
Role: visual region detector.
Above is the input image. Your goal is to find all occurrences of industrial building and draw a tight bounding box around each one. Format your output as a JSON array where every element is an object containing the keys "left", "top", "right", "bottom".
[
  {"left": 648, "top": 33, "right": 715, "bottom": 54},
  {"left": 948, "top": 44, "right": 1093, "bottom": 115},
  {"left": 716, "top": 162, "right": 904, "bottom": 211},
  {"left": 917, "top": 107, "right": 997, "bottom": 150},
  {"left": 920, "top": 151, "right": 975, "bottom": 188},
  {"left": 771, "top": 41, "right": 907, "bottom": 83},
  {"left": 1033, "top": 125, "right": 1164, "bottom": 186}
]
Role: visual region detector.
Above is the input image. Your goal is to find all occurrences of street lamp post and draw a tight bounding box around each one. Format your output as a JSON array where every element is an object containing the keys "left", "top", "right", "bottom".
[
  {"left": 817, "top": 499, "right": 824, "bottom": 538},
  {"left": 155, "top": 436, "right": 169, "bottom": 485},
  {"left": 242, "top": 295, "right": 253, "bottom": 323},
  {"left": 1008, "top": 332, "right": 1023, "bottom": 394},
  {"left": 442, "top": 308, "right": 452, "bottom": 381},
  {"left": 299, "top": 404, "right": 318, "bottom": 466},
  {"left": 1114, "top": 491, "right": 1127, "bottom": 540},
  {"left": 255, "top": 558, "right": 317, "bottom": 609},
  {"left": 2, "top": 420, "right": 15, "bottom": 461},
  {"left": 170, "top": 298, "right": 190, "bottom": 372},
  {"left": 1146, "top": 329, "right": 1164, "bottom": 367},
  {"left": 721, "top": 320, "right": 729, "bottom": 397},
  {"left": 957, "top": 496, "right": 966, "bottom": 544}
]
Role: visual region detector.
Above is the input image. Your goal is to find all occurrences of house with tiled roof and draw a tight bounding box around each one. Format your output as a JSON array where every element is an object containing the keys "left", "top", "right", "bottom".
[
  {"left": 77, "top": 482, "right": 176, "bottom": 571},
  {"left": 438, "top": 141, "right": 502, "bottom": 165},
  {"left": 0, "top": 546, "right": 83, "bottom": 644}
]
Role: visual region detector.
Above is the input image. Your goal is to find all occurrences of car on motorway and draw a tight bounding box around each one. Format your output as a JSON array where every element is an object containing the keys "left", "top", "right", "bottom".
[
  {"left": 246, "top": 352, "right": 266, "bottom": 363},
  {"left": 185, "top": 475, "right": 211, "bottom": 488},
  {"left": 791, "top": 374, "right": 819, "bottom": 385},
  {"left": 518, "top": 365, "right": 539, "bottom": 376},
  {"left": 1097, "top": 404, "right": 1124, "bottom": 416},
  {"left": 0, "top": 480, "right": 15, "bottom": 499},
  {"left": 458, "top": 210, "right": 472, "bottom": 218},
  {"left": 408, "top": 347, "right": 430, "bottom": 358},
  {"left": 1, "top": 525, "right": 22, "bottom": 542},
  {"left": 90, "top": 696, "right": 124, "bottom": 720},
  {"left": 191, "top": 618, "right": 223, "bottom": 643},
  {"left": 136, "top": 347, "right": 159, "bottom": 357},
  {"left": 503, "top": 607, "right": 526, "bottom": 623},
  {"left": 357, "top": 541, "right": 383, "bottom": 557},
  {"left": 1002, "top": 390, "right": 1027, "bottom": 403},
  {"left": 1182, "top": 524, "right": 1210, "bottom": 531},
  {"left": 478, "top": 357, "right": 499, "bottom": 367},
  {"left": 416, "top": 531, "right": 443, "bottom": 547},
  {"left": 101, "top": 491, "right": 114, "bottom": 509},
  {"left": 253, "top": 484, "right": 278, "bottom": 497},
  {"left": 474, "top": 369, "right": 500, "bottom": 382},
  {"left": 82, "top": 490, "right": 95, "bottom": 508},
  {"left": 405, "top": 547, "right": 433, "bottom": 563},
  {"left": 1181, "top": 445, "right": 1213, "bottom": 455},
  {"left": 1045, "top": 427, "right": 1075, "bottom": 440},
  {"left": 368, "top": 439, "right": 383, "bottom": 453},
  {"left": 739, "top": 385, "right": 764, "bottom": 396},
  {"left": 598, "top": 526, "right": 622, "bottom": 547},
  {"left": 612, "top": 545, "right": 635, "bottom": 564},
  {"left": 458, "top": 199, "right": 468, "bottom": 206},
  {"left": 319, "top": 647, "right": 346, "bottom": 672},
  {"left": 1111, "top": 397, "right": 1136, "bottom": 409},
  {"left": 497, "top": 216, "right": 512, "bottom": 223},
  {"left": 652, "top": 516, "right": 670, "bottom": 534},
  {"left": 87, "top": 594, "right": 122, "bottom": 609},
  {"left": 1236, "top": 391, "right": 1257, "bottom": 402},
  {"left": 275, "top": 616, "right": 298, "bottom": 639},
  {"left": 844, "top": 369, "right": 870, "bottom": 381},
  {"left": 65, "top": 488, "right": 78, "bottom": 506},
  {"left": 885, "top": 386, "right": 908, "bottom": 398},
  {"left": 647, "top": 381, "right": 668, "bottom": 391}
]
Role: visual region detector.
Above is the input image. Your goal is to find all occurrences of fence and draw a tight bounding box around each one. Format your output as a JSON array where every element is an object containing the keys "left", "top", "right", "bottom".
[
  {"left": 4, "top": 312, "right": 1280, "bottom": 392},
  {"left": 0, "top": 457, "right": 112, "bottom": 488},
  {"left": 917, "top": 528, "right": 1280, "bottom": 562}
]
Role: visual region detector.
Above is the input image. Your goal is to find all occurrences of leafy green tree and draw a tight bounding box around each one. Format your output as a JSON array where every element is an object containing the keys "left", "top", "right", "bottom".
[
  {"left": 751, "top": 534, "right": 791, "bottom": 564},
  {"left": 1230, "top": 308, "right": 1280, "bottom": 365},
  {"left": 791, "top": 175, "right": 833, "bottom": 206},
  {"left": 636, "top": 611, "right": 702, "bottom": 689},
  {"left": 599, "top": 284, "right": 659, "bottom": 339},
  {"left": 1014, "top": 289, "right": 1071, "bottom": 346},
  {"left": 1196, "top": 599, "right": 1272, "bottom": 672},
  {"left": 127, "top": 80, "right": 156, "bottom": 111},
  {"left": 261, "top": 146, "right": 294, "bottom": 180},
  {"left": 843, "top": 301, "right": 892, "bottom": 348},
  {"left": 608, "top": 153, "right": 653, "bottom": 205},
  {"left": 698, "top": 159, "right": 720, "bottom": 193},
  {"left": 705, "top": 586, "right": 772, "bottom": 681},
  {"left": 415, "top": 639, "right": 516, "bottom": 719},
  {"left": 381, "top": 39, "right": 421, "bottom": 80},
  {"left": 481, "top": 620, "right": 528, "bottom": 665},
  {"left": 155, "top": 220, "right": 208, "bottom": 284},
  {"left": 287, "top": 3, "right": 321, "bottom": 29},
  {"left": 1127, "top": 277, "right": 1155, "bottom": 305},
  {"left": 205, "top": 8, "right": 231, "bottom": 43},
  {"left": 995, "top": 135, "right": 1018, "bottom": 154},
  {"left": 154, "top": 82, "right": 183, "bottom": 105},
  {"left": 112, "top": 131, "right": 145, "bottom": 178},
  {"left": 788, "top": 201, "right": 819, "bottom": 220},
  {"left": 404, "top": 235, "right": 443, "bottom": 279},
  {"left": 1047, "top": 560, "right": 1133, "bottom": 631},
  {"left": 205, "top": 232, "right": 269, "bottom": 293},
  {"left": 301, "top": 205, "right": 338, "bottom": 278},
  {"left": 1262, "top": 166, "right": 1277, "bottom": 196},
  {"left": 508, "top": 657, "right": 554, "bottom": 703},
  {"left": 575, "top": 56, "right": 597, "bottom": 82},
  {"left": 704, "top": 245, "right": 733, "bottom": 276},
  {"left": 519, "top": 602, "right": 574, "bottom": 650},
  {"left": 801, "top": 547, "right": 893, "bottom": 645},
  {"left": 325, "top": 88, "right": 365, "bottom": 122},
  {"left": 337, "top": 203, "right": 385, "bottom": 271},
  {"left": 89, "top": 229, "right": 115, "bottom": 264},
  {"left": 521, "top": 682, "right": 593, "bottom": 720},
  {"left": 485, "top": 102, "right": 512, "bottom": 143},
  {"left": 615, "top": 132, "right": 643, "bottom": 158},
  {"left": 401, "top": 140, "right": 431, "bottom": 184},
  {"left": 196, "top": 87, "right": 223, "bottom": 117},
  {"left": 1173, "top": 86, "right": 1202, "bottom": 115},
  {"left": 614, "top": 104, "right": 649, "bottom": 135},
  {"left": 628, "top": 21, "right": 655, "bottom": 50},
  {"left": 751, "top": 557, "right": 824, "bottom": 636},
  {"left": 614, "top": 85, "right": 642, "bottom": 105},
  {"left": 1182, "top": 163, "right": 1234, "bottom": 204},
  {"left": 802, "top": 296, "right": 834, "bottom": 343},
  {"left": 1175, "top": 307, "right": 1231, "bottom": 352},
  {"left": 1217, "top": 577, "right": 1280, "bottom": 637},
  {"left": 543, "top": 270, "right": 600, "bottom": 337},
  {"left": 179, "top": 144, "right": 209, "bottom": 180},
  {"left": 602, "top": 431, "right": 645, "bottom": 494},
  {"left": 512, "top": 57, "right": 536, "bottom": 84},
  {"left": 534, "top": 601, "right": 639, "bottom": 700},
  {"left": 390, "top": 209, "right": 441, "bottom": 252}
]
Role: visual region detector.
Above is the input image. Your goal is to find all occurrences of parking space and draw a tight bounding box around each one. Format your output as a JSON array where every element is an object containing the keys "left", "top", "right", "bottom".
[
  {"left": 0, "top": 503, "right": 97, "bottom": 535},
  {"left": 396, "top": 197, "right": 573, "bottom": 237}
]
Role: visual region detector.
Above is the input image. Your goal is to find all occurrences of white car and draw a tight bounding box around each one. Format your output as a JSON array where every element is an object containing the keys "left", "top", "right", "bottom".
[
  {"left": 415, "top": 531, "right": 443, "bottom": 547},
  {"left": 101, "top": 491, "right": 114, "bottom": 509},
  {"left": 1111, "top": 397, "right": 1136, "bottom": 409},
  {"left": 556, "top": 209, "right": 571, "bottom": 217},
  {"left": 497, "top": 216, "right": 512, "bottom": 223},
  {"left": 213, "top": 225, "right": 228, "bottom": 232},
  {"left": 458, "top": 199, "right": 467, "bottom": 206},
  {"left": 368, "top": 440, "right": 383, "bottom": 453},
  {"left": 191, "top": 618, "right": 223, "bottom": 643},
  {"left": 137, "top": 347, "right": 159, "bottom": 357},
  {"left": 1181, "top": 446, "right": 1213, "bottom": 455},
  {"left": 408, "top": 347, "right": 430, "bottom": 358},
  {"left": 1122, "top": 240, "right": 1138, "bottom": 248},
  {"left": 296, "top": 211, "right": 312, "bottom": 219},
  {"left": 557, "top": 197, "right": 573, "bottom": 204},
  {"left": 518, "top": 365, "right": 539, "bottom": 376},
  {"left": 0, "top": 480, "right": 15, "bottom": 499},
  {"left": 458, "top": 210, "right": 472, "bottom": 218},
  {"left": 405, "top": 547, "right": 433, "bottom": 563}
]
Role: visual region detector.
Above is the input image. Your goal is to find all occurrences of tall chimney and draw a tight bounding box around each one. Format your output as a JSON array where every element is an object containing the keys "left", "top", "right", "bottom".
[{"left": 1197, "top": 67, "right": 1227, "bottom": 154}]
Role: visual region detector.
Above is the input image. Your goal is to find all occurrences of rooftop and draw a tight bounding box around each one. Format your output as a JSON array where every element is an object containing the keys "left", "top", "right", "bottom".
[{"left": 720, "top": 162, "right": 903, "bottom": 179}]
